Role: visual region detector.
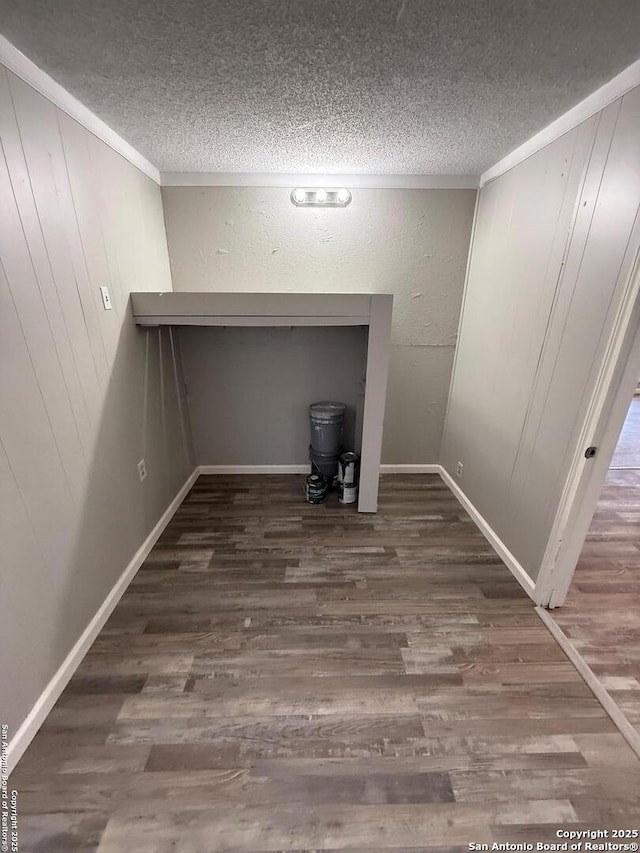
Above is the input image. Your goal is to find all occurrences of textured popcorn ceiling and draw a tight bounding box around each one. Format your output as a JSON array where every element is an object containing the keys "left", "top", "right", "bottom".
[{"left": 2, "top": 0, "right": 640, "bottom": 175}]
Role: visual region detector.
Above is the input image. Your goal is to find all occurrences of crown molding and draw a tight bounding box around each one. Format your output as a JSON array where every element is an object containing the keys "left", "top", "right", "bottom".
[
  {"left": 480, "top": 56, "right": 640, "bottom": 187},
  {"left": 160, "top": 172, "right": 479, "bottom": 189},
  {"left": 0, "top": 34, "right": 160, "bottom": 184}
]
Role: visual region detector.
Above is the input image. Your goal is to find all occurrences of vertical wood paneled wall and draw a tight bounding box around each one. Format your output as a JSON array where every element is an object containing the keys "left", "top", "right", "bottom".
[
  {"left": 0, "top": 66, "right": 194, "bottom": 739},
  {"left": 441, "top": 85, "right": 640, "bottom": 586}
]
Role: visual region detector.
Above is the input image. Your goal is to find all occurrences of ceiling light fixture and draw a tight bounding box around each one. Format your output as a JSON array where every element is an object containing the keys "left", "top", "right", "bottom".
[{"left": 290, "top": 188, "right": 352, "bottom": 208}]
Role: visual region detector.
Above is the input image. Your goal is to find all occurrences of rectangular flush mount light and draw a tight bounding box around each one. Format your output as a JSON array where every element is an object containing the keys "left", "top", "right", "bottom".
[{"left": 291, "top": 187, "right": 352, "bottom": 207}]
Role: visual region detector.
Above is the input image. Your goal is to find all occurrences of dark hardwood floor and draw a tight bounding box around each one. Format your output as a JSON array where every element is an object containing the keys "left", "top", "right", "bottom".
[
  {"left": 11, "top": 474, "right": 640, "bottom": 851},
  {"left": 552, "top": 468, "right": 640, "bottom": 745}
]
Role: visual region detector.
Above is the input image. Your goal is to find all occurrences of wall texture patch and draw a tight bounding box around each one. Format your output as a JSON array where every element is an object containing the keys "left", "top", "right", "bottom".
[{"left": 163, "top": 186, "right": 476, "bottom": 463}]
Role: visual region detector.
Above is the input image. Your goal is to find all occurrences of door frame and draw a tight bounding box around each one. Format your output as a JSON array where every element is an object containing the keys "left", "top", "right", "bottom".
[{"left": 535, "top": 243, "right": 640, "bottom": 607}]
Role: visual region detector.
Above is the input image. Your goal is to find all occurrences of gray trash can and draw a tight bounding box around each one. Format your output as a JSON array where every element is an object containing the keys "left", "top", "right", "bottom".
[{"left": 309, "top": 401, "right": 346, "bottom": 455}]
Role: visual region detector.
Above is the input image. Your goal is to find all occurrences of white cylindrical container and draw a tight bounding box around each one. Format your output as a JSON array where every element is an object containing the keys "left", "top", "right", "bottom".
[
  {"left": 338, "top": 452, "right": 360, "bottom": 504},
  {"left": 338, "top": 483, "right": 358, "bottom": 504}
]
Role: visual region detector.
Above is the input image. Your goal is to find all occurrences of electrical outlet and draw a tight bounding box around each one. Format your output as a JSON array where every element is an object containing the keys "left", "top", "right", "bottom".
[
  {"left": 137, "top": 459, "right": 147, "bottom": 482},
  {"left": 99, "top": 286, "right": 113, "bottom": 311},
  {"left": 456, "top": 461, "right": 463, "bottom": 478}
]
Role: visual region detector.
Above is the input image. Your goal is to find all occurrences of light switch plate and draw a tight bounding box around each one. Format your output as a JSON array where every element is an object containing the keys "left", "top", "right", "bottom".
[{"left": 99, "top": 286, "right": 113, "bottom": 310}]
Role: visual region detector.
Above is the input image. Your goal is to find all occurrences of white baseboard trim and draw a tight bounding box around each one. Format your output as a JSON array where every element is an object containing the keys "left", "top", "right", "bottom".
[
  {"left": 536, "top": 607, "right": 640, "bottom": 761},
  {"left": 6, "top": 467, "right": 199, "bottom": 776},
  {"left": 197, "top": 463, "right": 441, "bottom": 475},
  {"left": 379, "top": 464, "right": 441, "bottom": 473},
  {"left": 197, "top": 464, "right": 310, "bottom": 475},
  {"left": 438, "top": 466, "right": 538, "bottom": 601}
]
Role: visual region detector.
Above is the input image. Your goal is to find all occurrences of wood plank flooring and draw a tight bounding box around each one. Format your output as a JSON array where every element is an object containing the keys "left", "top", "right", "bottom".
[
  {"left": 10, "top": 474, "right": 640, "bottom": 851},
  {"left": 551, "top": 468, "right": 640, "bottom": 746}
]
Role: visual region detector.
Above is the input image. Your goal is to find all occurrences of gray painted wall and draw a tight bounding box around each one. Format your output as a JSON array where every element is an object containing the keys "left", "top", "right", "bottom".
[
  {"left": 441, "top": 85, "right": 640, "bottom": 584},
  {"left": 0, "top": 67, "right": 194, "bottom": 740},
  {"left": 180, "top": 326, "right": 367, "bottom": 465},
  {"left": 162, "top": 187, "right": 476, "bottom": 463}
]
